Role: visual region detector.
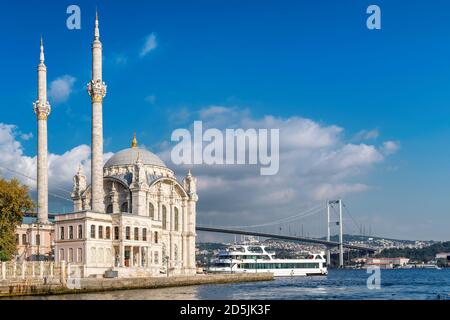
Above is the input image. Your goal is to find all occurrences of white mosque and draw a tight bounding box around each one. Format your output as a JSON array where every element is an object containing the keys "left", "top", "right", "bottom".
[{"left": 17, "top": 13, "right": 198, "bottom": 277}]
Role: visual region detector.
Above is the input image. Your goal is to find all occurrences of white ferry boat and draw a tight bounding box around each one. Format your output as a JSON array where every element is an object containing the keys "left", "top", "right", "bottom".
[{"left": 207, "top": 244, "right": 327, "bottom": 277}]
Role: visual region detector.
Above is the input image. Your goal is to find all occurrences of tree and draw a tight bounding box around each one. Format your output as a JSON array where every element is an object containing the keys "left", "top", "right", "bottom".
[{"left": 0, "top": 178, "right": 34, "bottom": 261}]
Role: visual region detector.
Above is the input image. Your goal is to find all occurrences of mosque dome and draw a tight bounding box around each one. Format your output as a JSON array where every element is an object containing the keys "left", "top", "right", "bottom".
[{"left": 104, "top": 134, "right": 166, "bottom": 168}]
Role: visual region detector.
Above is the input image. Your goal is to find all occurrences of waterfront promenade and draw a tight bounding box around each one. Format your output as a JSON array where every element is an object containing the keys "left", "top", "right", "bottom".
[{"left": 0, "top": 269, "right": 273, "bottom": 298}]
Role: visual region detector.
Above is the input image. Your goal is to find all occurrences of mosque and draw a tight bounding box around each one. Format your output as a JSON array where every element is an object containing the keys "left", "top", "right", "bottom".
[{"left": 14, "top": 13, "right": 198, "bottom": 277}]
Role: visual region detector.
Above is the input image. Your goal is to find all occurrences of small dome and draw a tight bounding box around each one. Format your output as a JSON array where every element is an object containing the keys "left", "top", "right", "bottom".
[{"left": 104, "top": 147, "right": 166, "bottom": 168}]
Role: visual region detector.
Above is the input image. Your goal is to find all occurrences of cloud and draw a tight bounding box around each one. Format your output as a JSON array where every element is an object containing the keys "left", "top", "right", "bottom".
[
  {"left": 159, "top": 106, "right": 399, "bottom": 235},
  {"left": 48, "top": 75, "right": 76, "bottom": 104},
  {"left": 354, "top": 129, "right": 379, "bottom": 141},
  {"left": 381, "top": 141, "right": 400, "bottom": 155},
  {"left": 0, "top": 123, "right": 113, "bottom": 206},
  {"left": 140, "top": 33, "right": 158, "bottom": 57}
]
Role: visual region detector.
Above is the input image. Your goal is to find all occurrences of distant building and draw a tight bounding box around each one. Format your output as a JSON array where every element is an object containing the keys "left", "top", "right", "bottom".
[
  {"left": 435, "top": 252, "right": 450, "bottom": 260},
  {"left": 366, "top": 257, "right": 409, "bottom": 269}
]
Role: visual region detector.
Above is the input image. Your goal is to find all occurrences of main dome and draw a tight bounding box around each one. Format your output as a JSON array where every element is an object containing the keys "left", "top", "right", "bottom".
[{"left": 104, "top": 147, "right": 166, "bottom": 168}]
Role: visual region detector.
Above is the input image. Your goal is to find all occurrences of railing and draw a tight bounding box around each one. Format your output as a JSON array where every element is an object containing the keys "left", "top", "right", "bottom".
[{"left": 0, "top": 261, "right": 77, "bottom": 283}]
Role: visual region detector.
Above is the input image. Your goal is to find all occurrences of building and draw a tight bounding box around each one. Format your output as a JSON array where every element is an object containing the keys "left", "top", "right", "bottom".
[
  {"left": 15, "top": 217, "right": 54, "bottom": 261},
  {"left": 365, "top": 257, "right": 410, "bottom": 269},
  {"left": 15, "top": 13, "right": 198, "bottom": 278}
]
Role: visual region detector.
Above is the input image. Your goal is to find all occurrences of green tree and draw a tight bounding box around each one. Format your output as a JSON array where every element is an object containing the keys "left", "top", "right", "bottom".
[{"left": 0, "top": 178, "right": 34, "bottom": 261}]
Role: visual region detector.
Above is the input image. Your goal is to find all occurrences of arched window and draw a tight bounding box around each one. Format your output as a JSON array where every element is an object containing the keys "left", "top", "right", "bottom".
[
  {"left": 106, "top": 204, "right": 113, "bottom": 214},
  {"left": 162, "top": 205, "right": 167, "bottom": 230},
  {"left": 69, "top": 226, "right": 74, "bottom": 239},
  {"left": 60, "top": 227, "right": 65, "bottom": 240},
  {"left": 90, "top": 225, "right": 96, "bottom": 239},
  {"left": 154, "top": 231, "right": 158, "bottom": 244},
  {"left": 22, "top": 234, "right": 27, "bottom": 245},
  {"left": 149, "top": 203, "right": 154, "bottom": 219},
  {"left": 134, "top": 227, "right": 139, "bottom": 241},
  {"left": 78, "top": 225, "right": 83, "bottom": 239},
  {"left": 106, "top": 226, "right": 111, "bottom": 239},
  {"left": 143, "top": 228, "right": 147, "bottom": 241},
  {"left": 121, "top": 202, "right": 128, "bottom": 213},
  {"left": 99, "top": 226, "right": 104, "bottom": 239},
  {"left": 174, "top": 207, "right": 179, "bottom": 232},
  {"left": 125, "top": 227, "right": 130, "bottom": 240},
  {"left": 36, "top": 234, "right": 41, "bottom": 246}
]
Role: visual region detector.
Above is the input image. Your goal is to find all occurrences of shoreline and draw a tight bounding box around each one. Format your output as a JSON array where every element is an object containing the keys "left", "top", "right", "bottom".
[{"left": 0, "top": 273, "right": 273, "bottom": 298}]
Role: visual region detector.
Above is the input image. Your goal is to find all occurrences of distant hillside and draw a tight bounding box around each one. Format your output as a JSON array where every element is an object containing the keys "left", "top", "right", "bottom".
[{"left": 376, "top": 241, "right": 450, "bottom": 262}]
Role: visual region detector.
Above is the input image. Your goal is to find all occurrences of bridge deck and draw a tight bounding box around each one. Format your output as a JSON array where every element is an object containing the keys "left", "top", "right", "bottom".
[{"left": 196, "top": 226, "right": 375, "bottom": 253}]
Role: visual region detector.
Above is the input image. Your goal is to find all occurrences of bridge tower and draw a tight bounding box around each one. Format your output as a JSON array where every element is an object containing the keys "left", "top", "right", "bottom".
[{"left": 327, "top": 199, "right": 344, "bottom": 268}]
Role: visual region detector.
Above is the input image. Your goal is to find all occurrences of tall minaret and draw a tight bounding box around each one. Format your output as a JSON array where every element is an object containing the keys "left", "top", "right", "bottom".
[
  {"left": 87, "top": 12, "right": 107, "bottom": 212},
  {"left": 33, "top": 37, "right": 51, "bottom": 223}
]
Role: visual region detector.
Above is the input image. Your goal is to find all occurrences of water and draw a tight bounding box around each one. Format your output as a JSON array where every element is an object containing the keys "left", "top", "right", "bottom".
[{"left": 6, "top": 269, "right": 450, "bottom": 300}]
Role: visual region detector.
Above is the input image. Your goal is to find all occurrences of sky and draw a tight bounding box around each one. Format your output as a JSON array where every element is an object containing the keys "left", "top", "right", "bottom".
[{"left": 1, "top": 0, "right": 450, "bottom": 241}]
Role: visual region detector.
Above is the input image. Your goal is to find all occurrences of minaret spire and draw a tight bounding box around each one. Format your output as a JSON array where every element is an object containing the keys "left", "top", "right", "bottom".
[
  {"left": 40, "top": 36, "right": 45, "bottom": 63},
  {"left": 87, "top": 11, "right": 107, "bottom": 212},
  {"left": 34, "top": 37, "right": 51, "bottom": 223},
  {"left": 94, "top": 10, "right": 100, "bottom": 40}
]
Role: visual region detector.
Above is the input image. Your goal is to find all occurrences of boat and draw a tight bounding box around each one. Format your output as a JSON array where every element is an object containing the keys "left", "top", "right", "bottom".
[{"left": 207, "top": 243, "right": 328, "bottom": 277}]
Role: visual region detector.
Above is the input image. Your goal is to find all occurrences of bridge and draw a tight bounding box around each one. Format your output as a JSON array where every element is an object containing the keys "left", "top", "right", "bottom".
[{"left": 196, "top": 226, "right": 376, "bottom": 253}]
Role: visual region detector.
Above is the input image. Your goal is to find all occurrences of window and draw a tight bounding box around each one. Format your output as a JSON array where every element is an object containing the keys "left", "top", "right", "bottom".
[
  {"left": 154, "top": 252, "right": 159, "bottom": 264},
  {"left": 69, "top": 226, "right": 74, "bottom": 239},
  {"left": 60, "top": 227, "right": 65, "bottom": 240},
  {"left": 121, "top": 202, "right": 128, "bottom": 213},
  {"left": 143, "top": 228, "right": 147, "bottom": 241},
  {"left": 99, "top": 226, "right": 104, "bottom": 239},
  {"left": 162, "top": 206, "right": 167, "bottom": 230},
  {"left": 78, "top": 225, "right": 83, "bottom": 239},
  {"left": 69, "top": 248, "right": 74, "bottom": 263},
  {"left": 77, "top": 248, "right": 83, "bottom": 263},
  {"left": 174, "top": 208, "right": 179, "bottom": 231},
  {"left": 60, "top": 248, "right": 65, "bottom": 262},
  {"left": 125, "top": 227, "right": 130, "bottom": 240},
  {"left": 106, "top": 226, "right": 111, "bottom": 239},
  {"left": 106, "top": 204, "right": 113, "bottom": 213},
  {"left": 16, "top": 234, "right": 19, "bottom": 245},
  {"left": 154, "top": 232, "right": 158, "bottom": 244},
  {"left": 22, "top": 234, "right": 27, "bottom": 245},
  {"left": 90, "top": 225, "right": 96, "bottom": 239},
  {"left": 134, "top": 227, "right": 139, "bottom": 241},
  {"left": 36, "top": 234, "right": 40, "bottom": 246},
  {"left": 149, "top": 203, "right": 154, "bottom": 219},
  {"left": 114, "top": 226, "right": 120, "bottom": 240}
]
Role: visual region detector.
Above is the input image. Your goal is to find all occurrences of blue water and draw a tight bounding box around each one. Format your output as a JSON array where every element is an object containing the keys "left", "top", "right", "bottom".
[{"left": 8, "top": 269, "right": 450, "bottom": 300}]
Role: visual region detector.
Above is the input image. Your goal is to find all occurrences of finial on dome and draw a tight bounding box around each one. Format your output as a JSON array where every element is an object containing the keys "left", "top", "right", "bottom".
[{"left": 131, "top": 132, "right": 138, "bottom": 148}]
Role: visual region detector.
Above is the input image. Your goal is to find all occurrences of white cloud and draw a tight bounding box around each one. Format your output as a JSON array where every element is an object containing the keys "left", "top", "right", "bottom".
[
  {"left": 48, "top": 75, "right": 76, "bottom": 104},
  {"left": 354, "top": 129, "right": 379, "bottom": 141},
  {"left": 140, "top": 33, "right": 158, "bottom": 57},
  {"left": 159, "top": 106, "right": 399, "bottom": 234},
  {"left": 381, "top": 141, "right": 400, "bottom": 155},
  {"left": 0, "top": 123, "right": 113, "bottom": 205}
]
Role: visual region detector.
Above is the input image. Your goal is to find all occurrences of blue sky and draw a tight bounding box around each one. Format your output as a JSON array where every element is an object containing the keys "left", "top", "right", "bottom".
[{"left": 1, "top": 0, "right": 450, "bottom": 240}]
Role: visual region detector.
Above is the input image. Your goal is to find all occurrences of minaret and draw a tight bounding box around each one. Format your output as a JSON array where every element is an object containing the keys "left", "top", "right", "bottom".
[
  {"left": 87, "top": 12, "right": 107, "bottom": 212},
  {"left": 33, "top": 37, "right": 51, "bottom": 223}
]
